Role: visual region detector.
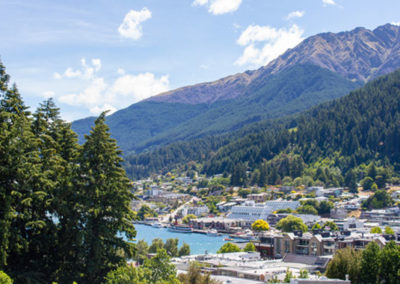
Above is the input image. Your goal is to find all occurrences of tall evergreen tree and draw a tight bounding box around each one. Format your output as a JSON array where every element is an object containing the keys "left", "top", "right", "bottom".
[
  {"left": 33, "top": 98, "right": 83, "bottom": 282},
  {"left": 79, "top": 112, "right": 136, "bottom": 283},
  {"left": 0, "top": 85, "right": 50, "bottom": 282}
]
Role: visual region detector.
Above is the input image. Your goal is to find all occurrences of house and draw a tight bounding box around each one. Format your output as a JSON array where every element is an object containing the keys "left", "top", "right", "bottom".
[
  {"left": 183, "top": 205, "right": 209, "bottom": 217},
  {"left": 248, "top": 193, "right": 269, "bottom": 203},
  {"left": 330, "top": 207, "right": 347, "bottom": 219},
  {"left": 316, "top": 188, "right": 343, "bottom": 198}
]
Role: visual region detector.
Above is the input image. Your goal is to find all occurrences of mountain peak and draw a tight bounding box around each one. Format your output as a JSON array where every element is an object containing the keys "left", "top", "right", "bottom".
[
  {"left": 146, "top": 23, "right": 400, "bottom": 105},
  {"left": 261, "top": 23, "right": 400, "bottom": 82}
]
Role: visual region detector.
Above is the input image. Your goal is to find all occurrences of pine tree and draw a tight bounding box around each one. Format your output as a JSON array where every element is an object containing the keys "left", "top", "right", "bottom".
[
  {"left": 0, "top": 61, "right": 12, "bottom": 268},
  {"left": 0, "top": 85, "right": 50, "bottom": 282},
  {"left": 32, "top": 99, "right": 84, "bottom": 282},
  {"left": 79, "top": 112, "right": 136, "bottom": 283}
]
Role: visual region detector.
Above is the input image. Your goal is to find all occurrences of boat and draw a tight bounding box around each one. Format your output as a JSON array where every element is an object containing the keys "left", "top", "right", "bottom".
[
  {"left": 151, "top": 222, "right": 163, "bottom": 228},
  {"left": 224, "top": 238, "right": 233, "bottom": 241},
  {"left": 167, "top": 224, "right": 193, "bottom": 233},
  {"left": 206, "top": 229, "right": 218, "bottom": 236}
]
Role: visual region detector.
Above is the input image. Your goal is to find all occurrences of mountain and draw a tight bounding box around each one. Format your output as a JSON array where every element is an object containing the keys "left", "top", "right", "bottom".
[
  {"left": 147, "top": 23, "right": 400, "bottom": 105},
  {"left": 201, "top": 67, "right": 400, "bottom": 183},
  {"left": 72, "top": 23, "right": 400, "bottom": 154},
  {"left": 125, "top": 68, "right": 400, "bottom": 181},
  {"left": 73, "top": 65, "right": 359, "bottom": 152}
]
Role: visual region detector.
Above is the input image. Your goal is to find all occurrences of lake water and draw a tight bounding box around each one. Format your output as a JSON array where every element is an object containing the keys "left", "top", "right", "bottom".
[{"left": 134, "top": 224, "right": 230, "bottom": 255}]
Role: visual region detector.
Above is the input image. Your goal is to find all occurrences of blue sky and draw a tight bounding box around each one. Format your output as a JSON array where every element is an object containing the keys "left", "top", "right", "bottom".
[{"left": 1, "top": 0, "right": 399, "bottom": 121}]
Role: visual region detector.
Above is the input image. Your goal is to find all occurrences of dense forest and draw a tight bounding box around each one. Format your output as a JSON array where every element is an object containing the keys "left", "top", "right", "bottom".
[
  {"left": 126, "top": 68, "right": 400, "bottom": 187},
  {"left": 0, "top": 62, "right": 136, "bottom": 283}
]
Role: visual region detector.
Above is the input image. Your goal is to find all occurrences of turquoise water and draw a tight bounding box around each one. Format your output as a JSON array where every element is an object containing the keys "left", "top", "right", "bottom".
[{"left": 134, "top": 224, "right": 229, "bottom": 255}]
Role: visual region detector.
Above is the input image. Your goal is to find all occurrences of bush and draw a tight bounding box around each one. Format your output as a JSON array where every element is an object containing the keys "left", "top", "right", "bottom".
[
  {"left": 243, "top": 242, "right": 256, "bottom": 252},
  {"left": 217, "top": 243, "right": 241, "bottom": 254},
  {"left": 0, "top": 271, "right": 12, "bottom": 284}
]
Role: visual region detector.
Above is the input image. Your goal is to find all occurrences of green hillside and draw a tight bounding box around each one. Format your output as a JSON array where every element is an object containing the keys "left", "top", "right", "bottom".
[
  {"left": 73, "top": 64, "right": 360, "bottom": 154},
  {"left": 126, "top": 68, "right": 400, "bottom": 183}
]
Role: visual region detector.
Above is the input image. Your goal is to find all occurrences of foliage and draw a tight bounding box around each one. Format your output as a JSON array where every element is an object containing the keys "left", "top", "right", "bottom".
[
  {"left": 276, "top": 215, "right": 308, "bottom": 232},
  {"left": 104, "top": 265, "right": 146, "bottom": 284},
  {"left": 326, "top": 247, "right": 362, "bottom": 283},
  {"left": 318, "top": 201, "right": 334, "bottom": 215},
  {"left": 326, "top": 241, "right": 400, "bottom": 283},
  {"left": 0, "top": 271, "right": 12, "bottom": 284},
  {"left": 178, "top": 262, "right": 221, "bottom": 284},
  {"left": 238, "top": 188, "right": 251, "bottom": 198},
  {"left": 299, "top": 269, "right": 309, "bottom": 279},
  {"left": 322, "top": 221, "right": 339, "bottom": 231},
  {"left": 0, "top": 61, "right": 137, "bottom": 283},
  {"left": 178, "top": 243, "right": 191, "bottom": 257},
  {"left": 284, "top": 268, "right": 294, "bottom": 283},
  {"left": 164, "top": 238, "right": 179, "bottom": 257},
  {"left": 384, "top": 226, "right": 395, "bottom": 235},
  {"left": 137, "top": 205, "right": 158, "bottom": 221},
  {"left": 149, "top": 239, "right": 165, "bottom": 254},
  {"left": 135, "top": 240, "right": 149, "bottom": 265},
  {"left": 311, "top": 223, "right": 321, "bottom": 230},
  {"left": 182, "top": 214, "right": 197, "bottom": 224},
  {"left": 297, "top": 205, "right": 318, "bottom": 215},
  {"left": 251, "top": 219, "right": 270, "bottom": 231},
  {"left": 78, "top": 112, "right": 136, "bottom": 283},
  {"left": 143, "top": 249, "right": 179, "bottom": 284},
  {"left": 217, "top": 243, "right": 241, "bottom": 254},
  {"left": 370, "top": 227, "right": 382, "bottom": 234},
  {"left": 105, "top": 249, "right": 180, "bottom": 284},
  {"left": 363, "top": 189, "right": 393, "bottom": 209},
  {"left": 243, "top": 242, "right": 256, "bottom": 252},
  {"left": 360, "top": 242, "right": 381, "bottom": 283}
]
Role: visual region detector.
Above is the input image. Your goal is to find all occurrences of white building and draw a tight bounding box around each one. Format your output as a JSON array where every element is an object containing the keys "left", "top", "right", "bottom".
[
  {"left": 183, "top": 205, "right": 209, "bottom": 217},
  {"left": 228, "top": 201, "right": 300, "bottom": 221}
]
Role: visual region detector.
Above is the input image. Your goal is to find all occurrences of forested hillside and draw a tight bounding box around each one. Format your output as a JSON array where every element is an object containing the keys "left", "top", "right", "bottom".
[
  {"left": 126, "top": 68, "right": 400, "bottom": 186},
  {"left": 73, "top": 65, "right": 359, "bottom": 153},
  {"left": 73, "top": 23, "right": 400, "bottom": 155}
]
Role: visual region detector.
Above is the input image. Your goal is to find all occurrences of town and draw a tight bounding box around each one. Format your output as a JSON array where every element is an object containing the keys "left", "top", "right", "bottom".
[{"left": 131, "top": 172, "right": 400, "bottom": 283}]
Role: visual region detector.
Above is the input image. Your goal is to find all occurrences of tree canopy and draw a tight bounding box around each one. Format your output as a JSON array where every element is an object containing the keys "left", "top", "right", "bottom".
[{"left": 276, "top": 215, "right": 308, "bottom": 232}]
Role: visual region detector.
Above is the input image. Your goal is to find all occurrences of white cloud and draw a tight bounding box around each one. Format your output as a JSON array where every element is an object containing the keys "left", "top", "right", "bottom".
[
  {"left": 235, "top": 24, "right": 304, "bottom": 67},
  {"left": 118, "top": 8, "right": 152, "bottom": 40},
  {"left": 192, "top": 0, "right": 208, "bottom": 6},
  {"left": 193, "top": 0, "right": 242, "bottom": 15},
  {"left": 391, "top": 21, "right": 400, "bottom": 26},
  {"left": 286, "top": 10, "right": 305, "bottom": 20},
  {"left": 54, "top": 58, "right": 101, "bottom": 80},
  {"left": 111, "top": 73, "right": 170, "bottom": 102},
  {"left": 322, "top": 0, "right": 336, "bottom": 6},
  {"left": 42, "top": 91, "right": 55, "bottom": 99},
  {"left": 90, "top": 104, "right": 117, "bottom": 116},
  {"left": 55, "top": 58, "right": 170, "bottom": 116}
]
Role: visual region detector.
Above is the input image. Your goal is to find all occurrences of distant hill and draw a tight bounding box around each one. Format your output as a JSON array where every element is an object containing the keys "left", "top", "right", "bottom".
[
  {"left": 125, "top": 68, "right": 400, "bottom": 181},
  {"left": 72, "top": 23, "right": 400, "bottom": 154}
]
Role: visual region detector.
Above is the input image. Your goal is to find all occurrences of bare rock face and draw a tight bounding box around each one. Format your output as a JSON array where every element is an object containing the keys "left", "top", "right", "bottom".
[
  {"left": 260, "top": 24, "right": 400, "bottom": 82},
  {"left": 147, "top": 24, "right": 400, "bottom": 105}
]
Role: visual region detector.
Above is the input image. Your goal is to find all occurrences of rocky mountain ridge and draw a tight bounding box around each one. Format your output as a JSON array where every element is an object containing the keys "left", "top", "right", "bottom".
[{"left": 148, "top": 24, "right": 400, "bottom": 105}]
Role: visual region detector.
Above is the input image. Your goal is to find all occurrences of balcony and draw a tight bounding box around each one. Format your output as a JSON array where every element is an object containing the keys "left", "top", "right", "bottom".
[{"left": 295, "top": 247, "right": 309, "bottom": 255}]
